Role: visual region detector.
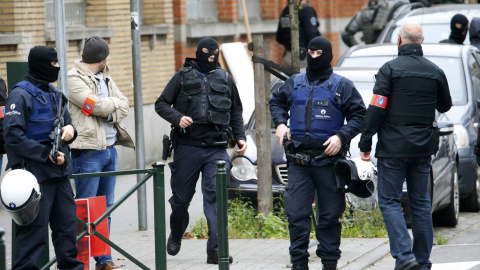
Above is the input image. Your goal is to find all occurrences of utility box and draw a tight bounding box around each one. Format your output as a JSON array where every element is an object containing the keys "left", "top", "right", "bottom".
[{"left": 6, "top": 61, "right": 28, "bottom": 94}]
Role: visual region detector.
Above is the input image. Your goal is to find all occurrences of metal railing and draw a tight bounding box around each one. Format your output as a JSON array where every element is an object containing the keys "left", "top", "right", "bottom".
[
  {"left": 216, "top": 161, "right": 230, "bottom": 270},
  {"left": 40, "top": 162, "right": 167, "bottom": 270},
  {"left": 5, "top": 160, "right": 232, "bottom": 270},
  {"left": 0, "top": 228, "right": 5, "bottom": 270}
]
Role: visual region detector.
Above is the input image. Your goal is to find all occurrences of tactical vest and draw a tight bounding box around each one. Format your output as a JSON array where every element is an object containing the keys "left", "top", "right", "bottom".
[
  {"left": 14, "top": 81, "right": 59, "bottom": 143},
  {"left": 173, "top": 67, "right": 231, "bottom": 126},
  {"left": 290, "top": 73, "right": 344, "bottom": 141}
]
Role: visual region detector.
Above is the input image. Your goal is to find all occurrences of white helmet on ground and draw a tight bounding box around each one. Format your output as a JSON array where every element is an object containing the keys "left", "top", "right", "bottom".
[
  {"left": 0, "top": 169, "right": 41, "bottom": 226},
  {"left": 334, "top": 157, "right": 378, "bottom": 212}
]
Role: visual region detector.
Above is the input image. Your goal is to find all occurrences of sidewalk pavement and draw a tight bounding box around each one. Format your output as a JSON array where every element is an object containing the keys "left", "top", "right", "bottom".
[
  {"left": 1, "top": 225, "right": 391, "bottom": 270},
  {"left": 1, "top": 172, "right": 393, "bottom": 270},
  {"left": 106, "top": 231, "right": 390, "bottom": 270}
]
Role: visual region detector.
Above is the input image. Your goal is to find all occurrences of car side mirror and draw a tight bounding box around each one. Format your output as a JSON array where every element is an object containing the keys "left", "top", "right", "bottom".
[
  {"left": 477, "top": 99, "right": 480, "bottom": 108},
  {"left": 437, "top": 121, "right": 454, "bottom": 136}
]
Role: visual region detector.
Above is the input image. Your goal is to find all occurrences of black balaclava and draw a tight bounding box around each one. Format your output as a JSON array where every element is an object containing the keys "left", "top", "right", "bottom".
[
  {"left": 306, "top": 36, "right": 333, "bottom": 82},
  {"left": 28, "top": 46, "right": 60, "bottom": 83},
  {"left": 196, "top": 37, "right": 219, "bottom": 72},
  {"left": 450, "top": 14, "right": 469, "bottom": 44}
]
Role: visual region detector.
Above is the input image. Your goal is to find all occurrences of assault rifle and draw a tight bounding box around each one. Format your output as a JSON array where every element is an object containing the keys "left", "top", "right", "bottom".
[{"left": 50, "top": 92, "right": 68, "bottom": 163}]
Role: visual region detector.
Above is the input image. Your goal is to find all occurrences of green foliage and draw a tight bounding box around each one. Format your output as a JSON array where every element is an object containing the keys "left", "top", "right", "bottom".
[
  {"left": 228, "top": 198, "right": 290, "bottom": 239},
  {"left": 188, "top": 197, "right": 289, "bottom": 239},
  {"left": 188, "top": 197, "right": 388, "bottom": 239},
  {"left": 189, "top": 216, "right": 209, "bottom": 239},
  {"left": 435, "top": 232, "right": 448, "bottom": 245},
  {"left": 341, "top": 206, "right": 388, "bottom": 238}
]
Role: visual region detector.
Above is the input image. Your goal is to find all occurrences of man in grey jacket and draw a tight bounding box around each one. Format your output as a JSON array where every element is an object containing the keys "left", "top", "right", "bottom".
[{"left": 68, "top": 36, "right": 134, "bottom": 270}]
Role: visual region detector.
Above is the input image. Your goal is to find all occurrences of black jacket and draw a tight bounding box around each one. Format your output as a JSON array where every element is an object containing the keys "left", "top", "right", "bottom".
[
  {"left": 270, "top": 71, "right": 366, "bottom": 150},
  {"left": 470, "top": 17, "right": 480, "bottom": 50},
  {"left": 155, "top": 58, "right": 246, "bottom": 145},
  {"left": 4, "top": 73, "right": 77, "bottom": 182},
  {"left": 276, "top": 4, "right": 321, "bottom": 51},
  {"left": 359, "top": 44, "right": 452, "bottom": 158},
  {"left": 0, "top": 77, "right": 7, "bottom": 154}
]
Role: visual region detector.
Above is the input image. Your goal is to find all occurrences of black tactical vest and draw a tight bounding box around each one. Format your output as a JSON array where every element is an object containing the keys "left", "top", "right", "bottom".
[{"left": 174, "top": 66, "right": 231, "bottom": 126}]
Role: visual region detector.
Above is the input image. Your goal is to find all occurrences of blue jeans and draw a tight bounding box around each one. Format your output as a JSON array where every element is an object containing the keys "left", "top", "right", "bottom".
[
  {"left": 73, "top": 147, "right": 118, "bottom": 266},
  {"left": 377, "top": 157, "right": 433, "bottom": 270}
]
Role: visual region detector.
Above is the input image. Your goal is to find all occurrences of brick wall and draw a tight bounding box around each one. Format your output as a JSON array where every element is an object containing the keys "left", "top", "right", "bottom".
[
  {"left": 0, "top": 2, "right": 14, "bottom": 33},
  {"left": 218, "top": 0, "right": 238, "bottom": 22},
  {"left": 0, "top": 0, "right": 48, "bottom": 79},
  {"left": 0, "top": 0, "right": 174, "bottom": 105},
  {"left": 143, "top": 0, "right": 168, "bottom": 24},
  {"left": 260, "top": 0, "right": 286, "bottom": 20},
  {"left": 311, "top": 0, "right": 367, "bottom": 18},
  {"left": 172, "top": 0, "right": 186, "bottom": 25}
]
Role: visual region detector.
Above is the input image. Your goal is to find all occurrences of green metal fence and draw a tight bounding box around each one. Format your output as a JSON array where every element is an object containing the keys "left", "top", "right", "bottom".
[
  {"left": 39, "top": 162, "right": 167, "bottom": 270},
  {"left": 5, "top": 160, "right": 232, "bottom": 270}
]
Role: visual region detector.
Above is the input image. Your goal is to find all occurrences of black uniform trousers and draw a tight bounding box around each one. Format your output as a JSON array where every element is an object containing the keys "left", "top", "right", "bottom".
[
  {"left": 168, "top": 144, "right": 231, "bottom": 253},
  {"left": 285, "top": 163, "right": 346, "bottom": 265},
  {"left": 13, "top": 176, "right": 83, "bottom": 270}
]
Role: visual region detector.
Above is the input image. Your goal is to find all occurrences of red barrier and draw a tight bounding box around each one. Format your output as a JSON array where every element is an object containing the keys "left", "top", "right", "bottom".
[{"left": 76, "top": 197, "right": 111, "bottom": 269}]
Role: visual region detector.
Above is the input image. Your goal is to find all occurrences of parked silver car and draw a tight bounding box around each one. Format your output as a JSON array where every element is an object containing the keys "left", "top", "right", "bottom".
[
  {"left": 376, "top": 4, "right": 480, "bottom": 44},
  {"left": 337, "top": 43, "right": 480, "bottom": 212}
]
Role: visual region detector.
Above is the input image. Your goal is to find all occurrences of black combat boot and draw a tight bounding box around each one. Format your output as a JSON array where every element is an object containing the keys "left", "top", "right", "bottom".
[
  {"left": 206, "top": 251, "right": 233, "bottom": 264},
  {"left": 322, "top": 263, "right": 338, "bottom": 270},
  {"left": 166, "top": 234, "right": 182, "bottom": 256},
  {"left": 291, "top": 263, "right": 309, "bottom": 270}
]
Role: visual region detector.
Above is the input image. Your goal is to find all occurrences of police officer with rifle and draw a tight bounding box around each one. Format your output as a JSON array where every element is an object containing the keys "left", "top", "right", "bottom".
[
  {"left": 155, "top": 37, "right": 247, "bottom": 265},
  {"left": 3, "top": 46, "right": 82, "bottom": 269},
  {"left": 269, "top": 36, "right": 366, "bottom": 270}
]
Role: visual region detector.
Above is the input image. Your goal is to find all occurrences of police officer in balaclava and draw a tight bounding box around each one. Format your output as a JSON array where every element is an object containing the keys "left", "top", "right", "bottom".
[
  {"left": 28, "top": 46, "right": 61, "bottom": 85},
  {"left": 440, "top": 13, "right": 469, "bottom": 44},
  {"left": 155, "top": 37, "right": 247, "bottom": 265},
  {"left": 4, "top": 45, "right": 82, "bottom": 270},
  {"left": 270, "top": 36, "right": 366, "bottom": 270},
  {"left": 195, "top": 37, "right": 220, "bottom": 72},
  {"left": 305, "top": 36, "right": 334, "bottom": 82}
]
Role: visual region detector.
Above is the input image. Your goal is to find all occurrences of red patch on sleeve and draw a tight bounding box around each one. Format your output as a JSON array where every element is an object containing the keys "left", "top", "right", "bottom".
[
  {"left": 370, "top": 94, "right": 388, "bottom": 109},
  {"left": 81, "top": 93, "right": 99, "bottom": 116}
]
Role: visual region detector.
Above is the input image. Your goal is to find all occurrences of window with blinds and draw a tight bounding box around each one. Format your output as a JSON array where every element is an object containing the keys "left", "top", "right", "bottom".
[
  {"left": 45, "top": 0, "right": 86, "bottom": 28},
  {"left": 186, "top": 0, "right": 218, "bottom": 23},
  {"left": 238, "top": 0, "right": 261, "bottom": 22}
]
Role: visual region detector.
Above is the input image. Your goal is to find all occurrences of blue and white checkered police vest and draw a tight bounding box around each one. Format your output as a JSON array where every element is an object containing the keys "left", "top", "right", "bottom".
[
  {"left": 14, "top": 81, "right": 59, "bottom": 143},
  {"left": 290, "top": 72, "right": 344, "bottom": 141}
]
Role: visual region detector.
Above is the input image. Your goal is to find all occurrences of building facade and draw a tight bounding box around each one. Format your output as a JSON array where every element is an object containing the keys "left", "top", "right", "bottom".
[{"left": 0, "top": 0, "right": 366, "bottom": 169}]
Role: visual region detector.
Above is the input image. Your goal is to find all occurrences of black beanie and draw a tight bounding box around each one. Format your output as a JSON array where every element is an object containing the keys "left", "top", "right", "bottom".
[
  {"left": 306, "top": 36, "right": 333, "bottom": 80},
  {"left": 450, "top": 14, "right": 469, "bottom": 44},
  {"left": 28, "top": 46, "right": 60, "bottom": 83},
  {"left": 82, "top": 36, "right": 109, "bottom": 63},
  {"left": 196, "top": 37, "right": 219, "bottom": 72}
]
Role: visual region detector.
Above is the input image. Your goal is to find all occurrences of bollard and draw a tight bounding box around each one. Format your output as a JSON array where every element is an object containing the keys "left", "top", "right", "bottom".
[
  {"left": 152, "top": 162, "right": 167, "bottom": 270},
  {"left": 216, "top": 160, "right": 229, "bottom": 270},
  {"left": 0, "top": 228, "right": 5, "bottom": 270}
]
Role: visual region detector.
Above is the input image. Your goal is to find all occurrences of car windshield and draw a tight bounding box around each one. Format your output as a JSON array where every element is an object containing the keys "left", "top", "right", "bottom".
[
  {"left": 340, "top": 56, "right": 467, "bottom": 105},
  {"left": 383, "top": 23, "right": 467, "bottom": 44}
]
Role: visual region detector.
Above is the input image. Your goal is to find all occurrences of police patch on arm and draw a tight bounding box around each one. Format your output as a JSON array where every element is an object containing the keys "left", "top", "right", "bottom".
[
  {"left": 81, "top": 93, "right": 99, "bottom": 116},
  {"left": 370, "top": 94, "right": 388, "bottom": 109}
]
